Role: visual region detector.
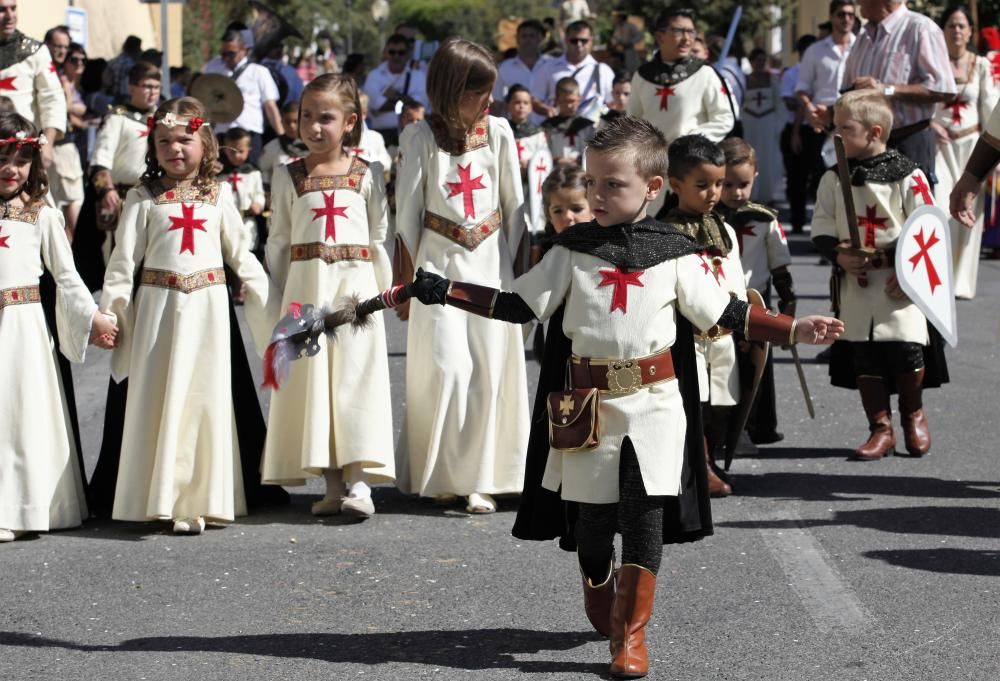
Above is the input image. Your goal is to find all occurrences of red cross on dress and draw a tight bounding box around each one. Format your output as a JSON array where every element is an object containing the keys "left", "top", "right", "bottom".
[
  {"left": 857, "top": 205, "right": 889, "bottom": 248},
  {"left": 534, "top": 161, "right": 548, "bottom": 194},
  {"left": 516, "top": 139, "right": 526, "bottom": 160},
  {"left": 0, "top": 227, "right": 9, "bottom": 248},
  {"left": 946, "top": 99, "right": 968, "bottom": 125},
  {"left": 908, "top": 226, "right": 942, "bottom": 294},
  {"left": 311, "top": 191, "right": 348, "bottom": 242},
  {"left": 168, "top": 203, "right": 207, "bottom": 254},
  {"left": 597, "top": 267, "right": 644, "bottom": 313},
  {"left": 656, "top": 86, "right": 675, "bottom": 111},
  {"left": 445, "top": 163, "right": 487, "bottom": 219},
  {"left": 228, "top": 172, "right": 243, "bottom": 189},
  {"left": 0, "top": 76, "right": 16, "bottom": 91},
  {"left": 698, "top": 252, "right": 725, "bottom": 284},
  {"left": 909, "top": 173, "right": 933, "bottom": 205}
]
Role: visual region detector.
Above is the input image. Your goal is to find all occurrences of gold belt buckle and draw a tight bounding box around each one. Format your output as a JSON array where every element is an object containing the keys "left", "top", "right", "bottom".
[{"left": 605, "top": 360, "right": 642, "bottom": 395}]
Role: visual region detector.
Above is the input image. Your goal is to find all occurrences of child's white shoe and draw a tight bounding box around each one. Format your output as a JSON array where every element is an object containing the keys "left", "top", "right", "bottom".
[
  {"left": 311, "top": 498, "right": 343, "bottom": 516},
  {"left": 172, "top": 517, "right": 205, "bottom": 535},
  {"left": 0, "top": 528, "right": 24, "bottom": 542},
  {"left": 342, "top": 481, "right": 374, "bottom": 519},
  {"left": 466, "top": 492, "right": 496, "bottom": 514}
]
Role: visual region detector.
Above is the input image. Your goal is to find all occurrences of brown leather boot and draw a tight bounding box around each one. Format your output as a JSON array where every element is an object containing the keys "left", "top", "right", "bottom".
[
  {"left": 897, "top": 368, "right": 931, "bottom": 456},
  {"left": 853, "top": 376, "right": 896, "bottom": 460},
  {"left": 703, "top": 436, "right": 732, "bottom": 497},
  {"left": 609, "top": 564, "right": 656, "bottom": 678},
  {"left": 580, "top": 556, "right": 615, "bottom": 638}
]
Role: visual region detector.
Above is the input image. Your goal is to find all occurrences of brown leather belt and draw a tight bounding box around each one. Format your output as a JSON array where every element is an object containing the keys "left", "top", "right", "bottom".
[
  {"left": 570, "top": 347, "right": 675, "bottom": 395},
  {"left": 0, "top": 285, "right": 40, "bottom": 309},
  {"left": 140, "top": 267, "right": 226, "bottom": 293},
  {"left": 948, "top": 124, "right": 980, "bottom": 140},
  {"left": 423, "top": 209, "right": 501, "bottom": 251},
  {"left": 290, "top": 242, "right": 373, "bottom": 264},
  {"left": 693, "top": 325, "right": 733, "bottom": 341}
]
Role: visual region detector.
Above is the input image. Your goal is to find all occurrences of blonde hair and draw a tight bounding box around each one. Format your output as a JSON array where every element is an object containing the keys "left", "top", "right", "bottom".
[
  {"left": 426, "top": 39, "right": 497, "bottom": 131},
  {"left": 301, "top": 74, "right": 363, "bottom": 148},
  {"left": 141, "top": 97, "right": 221, "bottom": 187},
  {"left": 836, "top": 90, "right": 893, "bottom": 142}
]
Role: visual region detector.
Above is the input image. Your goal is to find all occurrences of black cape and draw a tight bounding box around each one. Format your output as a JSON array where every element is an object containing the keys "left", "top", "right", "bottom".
[
  {"left": 511, "top": 218, "right": 714, "bottom": 548},
  {"left": 87, "top": 264, "right": 289, "bottom": 515}
]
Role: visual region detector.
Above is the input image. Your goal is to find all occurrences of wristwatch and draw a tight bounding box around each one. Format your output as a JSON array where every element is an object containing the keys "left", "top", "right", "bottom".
[{"left": 882, "top": 85, "right": 896, "bottom": 98}]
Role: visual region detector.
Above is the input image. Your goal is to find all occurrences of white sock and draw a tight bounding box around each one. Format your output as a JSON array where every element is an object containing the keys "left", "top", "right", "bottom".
[{"left": 347, "top": 480, "right": 371, "bottom": 499}]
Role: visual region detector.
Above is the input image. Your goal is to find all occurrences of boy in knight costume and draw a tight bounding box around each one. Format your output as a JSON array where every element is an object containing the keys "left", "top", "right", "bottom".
[
  {"left": 541, "top": 77, "right": 595, "bottom": 164},
  {"left": 408, "top": 116, "right": 843, "bottom": 679},
  {"left": 812, "top": 90, "right": 942, "bottom": 460},
  {"left": 259, "top": 101, "right": 307, "bottom": 189}
]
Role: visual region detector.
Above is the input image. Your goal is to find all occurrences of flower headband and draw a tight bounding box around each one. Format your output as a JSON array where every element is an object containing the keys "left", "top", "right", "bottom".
[
  {"left": 1, "top": 131, "right": 49, "bottom": 149},
  {"left": 146, "top": 113, "right": 208, "bottom": 134}
]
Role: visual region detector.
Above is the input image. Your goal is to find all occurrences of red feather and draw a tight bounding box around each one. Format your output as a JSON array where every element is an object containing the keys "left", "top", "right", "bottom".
[{"left": 261, "top": 343, "right": 281, "bottom": 390}]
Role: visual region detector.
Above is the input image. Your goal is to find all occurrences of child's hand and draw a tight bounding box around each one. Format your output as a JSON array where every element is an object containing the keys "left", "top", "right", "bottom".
[
  {"left": 249, "top": 201, "right": 264, "bottom": 216},
  {"left": 395, "top": 299, "right": 410, "bottom": 321},
  {"left": 100, "top": 189, "right": 121, "bottom": 213},
  {"left": 884, "top": 273, "right": 909, "bottom": 301},
  {"left": 836, "top": 249, "right": 869, "bottom": 276},
  {"left": 90, "top": 312, "right": 118, "bottom": 348},
  {"left": 794, "top": 315, "right": 844, "bottom": 345}
]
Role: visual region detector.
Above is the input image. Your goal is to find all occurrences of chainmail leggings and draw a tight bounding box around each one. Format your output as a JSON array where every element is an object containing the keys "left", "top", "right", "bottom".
[{"left": 575, "top": 437, "right": 665, "bottom": 578}]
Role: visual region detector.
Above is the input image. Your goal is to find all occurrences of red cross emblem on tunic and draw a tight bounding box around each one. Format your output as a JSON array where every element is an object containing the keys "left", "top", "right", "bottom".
[
  {"left": 351, "top": 147, "right": 365, "bottom": 156},
  {"left": 311, "top": 190, "right": 348, "bottom": 242},
  {"left": 909, "top": 173, "right": 933, "bottom": 205},
  {"left": 168, "top": 202, "right": 207, "bottom": 254},
  {"left": 858, "top": 205, "right": 889, "bottom": 248},
  {"left": 445, "top": 163, "right": 487, "bottom": 219},
  {"left": 138, "top": 127, "right": 149, "bottom": 138},
  {"left": 516, "top": 139, "right": 525, "bottom": 160},
  {"left": 735, "top": 224, "right": 756, "bottom": 254},
  {"left": 946, "top": 99, "right": 968, "bottom": 124},
  {"left": 534, "top": 161, "right": 548, "bottom": 193},
  {"left": 720, "top": 82, "right": 729, "bottom": 96},
  {"left": 908, "top": 226, "right": 942, "bottom": 293},
  {"left": 228, "top": 171, "right": 242, "bottom": 189},
  {"left": 656, "top": 86, "right": 675, "bottom": 111},
  {"left": 776, "top": 222, "right": 787, "bottom": 241},
  {"left": 0, "top": 227, "right": 9, "bottom": 248},
  {"left": 698, "top": 252, "right": 725, "bottom": 284},
  {"left": 597, "top": 266, "right": 644, "bottom": 313},
  {"left": 0, "top": 76, "right": 16, "bottom": 91},
  {"left": 993, "top": 53, "right": 1000, "bottom": 83},
  {"left": 49, "top": 61, "right": 57, "bottom": 73}
]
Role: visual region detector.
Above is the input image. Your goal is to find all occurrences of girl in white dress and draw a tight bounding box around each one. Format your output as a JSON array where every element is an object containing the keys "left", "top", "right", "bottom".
[
  {"left": 394, "top": 39, "right": 530, "bottom": 514},
  {"left": 99, "top": 98, "right": 279, "bottom": 535},
  {"left": 0, "top": 113, "right": 117, "bottom": 542},
  {"left": 263, "top": 74, "right": 395, "bottom": 519}
]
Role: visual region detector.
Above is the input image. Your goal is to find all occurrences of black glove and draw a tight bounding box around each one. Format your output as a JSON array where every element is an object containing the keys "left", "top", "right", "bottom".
[
  {"left": 412, "top": 268, "right": 450, "bottom": 306},
  {"left": 773, "top": 270, "right": 796, "bottom": 315}
]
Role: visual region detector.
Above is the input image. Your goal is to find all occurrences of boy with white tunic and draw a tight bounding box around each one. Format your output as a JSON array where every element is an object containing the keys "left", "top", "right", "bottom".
[
  {"left": 218, "top": 127, "right": 265, "bottom": 253},
  {"left": 408, "top": 116, "right": 843, "bottom": 679},
  {"left": 258, "top": 101, "right": 307, "bottom": 189},
  {"left": 541, "top": 77, "right": 594, "bottom": 164},
  {"left": 812, "top": 90, "right": 938, "bottom": 460}
]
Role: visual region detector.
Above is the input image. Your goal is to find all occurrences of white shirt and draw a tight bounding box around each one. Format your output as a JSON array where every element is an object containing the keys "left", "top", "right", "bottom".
[
  {"left": 531, "top": 54, "right": 615, "bottom": 108},
  {"left": 794, "top": 34, "right": 856, "bottom": 107},
  {"left": 493, "top": 53, "right": 557, "bottom": 125},
  {"left": 362, "top": 62, "right": 429, "bottom": 131},
  {"left": 203, "top": 57, "right": 280, "bottom": 134}
]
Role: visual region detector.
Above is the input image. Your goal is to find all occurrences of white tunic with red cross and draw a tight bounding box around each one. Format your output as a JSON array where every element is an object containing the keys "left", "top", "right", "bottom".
[
  {"left": 216, "top": 169, "right": 265, "bottom": 250},
  {"left": 811, "top": 167, "right": 933, "bottom": 344},
  {"left": 735, "top": 216, "right": 792, "bottom": 292},
  {"left": 512, "top": 241, "right": 734, "bottom": 503},
  {"left": 0, "top": 41, "right": 65, "bottom": 134},
  {"left": 627, "top": 62, "right": 735, "bottom": 144}
]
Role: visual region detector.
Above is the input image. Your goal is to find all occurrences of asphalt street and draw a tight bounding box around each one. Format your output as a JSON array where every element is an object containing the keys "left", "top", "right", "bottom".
[{"left": 2, "top": 232, "right": 999, "bottom": 681}]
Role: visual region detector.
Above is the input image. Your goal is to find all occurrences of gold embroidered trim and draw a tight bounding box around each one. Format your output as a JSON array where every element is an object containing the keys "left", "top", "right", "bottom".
[
  {"left": 0, "top": 285, "right": 40, "bottom": 308},
  {"left": 146, "top": 180, "right": 221, "bottom": 205},
  {"left": 287, "top": 157, "right": 367, "bottom": 196},
  {"left": 0, "top": 203, "right": 41, "bottom": 224},
  {"left": 290, "top": 242, "right": 373, "bottom": 264},
  {"left": 140, "top": 267, "right": 226, "bottom": 293},
  {"left": 423, "top": 209, "right": 501, "bottom": 251},
  {"left": 427, "top": 114, "right": 490, "bottom": 156}
]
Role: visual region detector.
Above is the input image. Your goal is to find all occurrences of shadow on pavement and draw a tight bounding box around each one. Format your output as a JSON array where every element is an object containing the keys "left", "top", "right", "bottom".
[
  {"left": 863, "top": 548, "right": 1000, "bottom": 576},
  {"left": 0, "top": 629, "right": 605, "bottom": 674},
  {"left": 725, "top": 471, "right": 1000, "bottom": 501}
]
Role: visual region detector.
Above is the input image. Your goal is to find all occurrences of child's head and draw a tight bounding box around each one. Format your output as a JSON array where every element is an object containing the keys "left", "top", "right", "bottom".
[
  {"left": 0, "top": 96, "right": 16, "bottom": 113},
  {"left": 222, "top": 127, "right": 252, "bottom": 167},
  {"left": 834, "top": 89, "right": 892, "bottom": 159},
  {"left": 542, "top": 164, "right": 592, "bottom": 233},
  {"left": 143, "top": 97, "right": 219, "bottom": 186},
  {"left": 280, "top": 100, "right": 299, "bottom": 140},
  {"left": 299, "top": 74, "right": 362, "bottom": 154},
  {"left": 749, "top": 48, "right": 769, "bottom": 74},
  {"left": 610, "top": 75, "right": 630, "bottom": 112},
  {"left": 506, "top": 84, "right": 533, "bottom": 124},
  {"left": 0, "top": 112, "right": 48, "bottom": 201},
  {"left": 584, "top": 115, "right": 666, "bottom": 226},
  {"left": 667, "top": 134, "right": 726, "bottom": 215},
  {"left": 427, "top": 39, "right": 497, "bottom": 133},
  {"left": 719, "top": 137, "right": 758, "bottom": 209},
  {"left": 398, "top": 99, "right": 425, "bottom": 131},
  {"left": 128, "top": 62, "right": 162, "bottom": 111},
  {"left": 358, "top": 90, "right": 370, "bottom": 120},
  {"left": 555, "top": 77, "right": 580, "bottom": 117}
]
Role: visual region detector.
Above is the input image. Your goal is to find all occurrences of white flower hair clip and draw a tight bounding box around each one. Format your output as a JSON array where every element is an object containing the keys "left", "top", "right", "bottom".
[
  {"left": 2, "top": 131, "right": 48, "bottom": 149},
  {"left": 149, "top": 112, "right": 209, "bottom": 133}
]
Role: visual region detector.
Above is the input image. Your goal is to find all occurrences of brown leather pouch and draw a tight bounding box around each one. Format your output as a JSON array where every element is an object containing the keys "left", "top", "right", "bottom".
[{"left": 547, "top": 388, "right": 600, "bottom": 452}]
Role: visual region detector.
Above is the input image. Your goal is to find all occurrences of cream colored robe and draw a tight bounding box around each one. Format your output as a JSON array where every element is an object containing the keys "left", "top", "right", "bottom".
[
  {"left": 394, "top": 116, "right": 530, "bottom": 497},
  {"left": 262, "top": 157, "right": 395, "bottom": 485},
  {"left": 1, "top": 39, "right": 65, "bottom": 134},
  {"left": 0, "top": 203, "right": 92, "bottom": 532},
  {"left": 217, "top": 170, "right": 265, "bottom": 250},
  {"left": 100, "top": 181, "right": 278, "bottom": 522}
]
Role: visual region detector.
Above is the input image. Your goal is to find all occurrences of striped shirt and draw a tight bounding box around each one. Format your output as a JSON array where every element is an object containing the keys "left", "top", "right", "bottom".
[{"left": 841, "top": 4, "right": 956, "bottom": 127}]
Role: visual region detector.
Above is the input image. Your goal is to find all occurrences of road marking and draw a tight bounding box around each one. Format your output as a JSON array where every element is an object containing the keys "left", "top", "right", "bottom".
[{"left": 755, "top": 508, "right": 870, "bottom": 634}]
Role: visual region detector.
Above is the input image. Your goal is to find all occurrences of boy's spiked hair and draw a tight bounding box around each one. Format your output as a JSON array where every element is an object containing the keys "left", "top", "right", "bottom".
[
  {"left": 667, "top": 134, "right": 725, "bottom": 179},
  {"left": 587, "top": 114, "right": 668, "bottom": 179}
]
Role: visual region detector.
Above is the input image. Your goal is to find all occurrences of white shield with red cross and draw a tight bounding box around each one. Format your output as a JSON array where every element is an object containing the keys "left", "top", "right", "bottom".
[
  {"left": 526, "top": 147, "right": 554, "bottom": 234},
  {"left": 895, "top": 205, "right": 957, "bottom": 347}
]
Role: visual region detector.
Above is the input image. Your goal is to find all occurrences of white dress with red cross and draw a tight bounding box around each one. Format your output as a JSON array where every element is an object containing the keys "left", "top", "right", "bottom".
[
  {"left": 932, "top": 55, "right": 1000, "bottom": 299},
  {"left": 100, "top": 180, "right": 279, "bottom": 522},
  {"left": 812, "top": 167, "right": 933, "bottom": 343},
  {"left": 262, "top": 157, "right": 395, "bottom": 485},
  {"left": 511, "top": 243, "right": 733, "bottom": 503},
  {"left": 216, "top": 169, "right": 265, "bottom": 250},
  {"left": 0, "top": 202, "right": 92, "bottom": 533},
  {"left": 394, "top": 114, "right": 530, "bottom": 497},
  {"left": 735, "top": 215, "right": 792, "bottom": 293}
]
